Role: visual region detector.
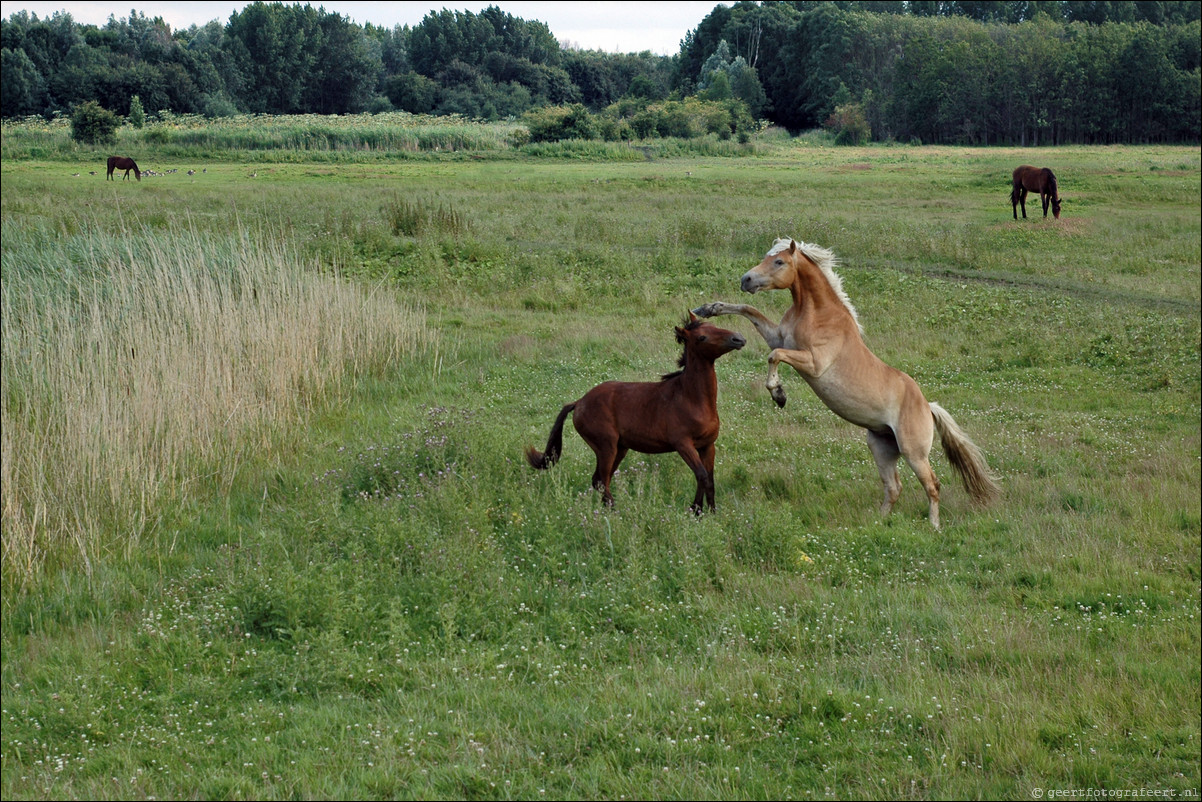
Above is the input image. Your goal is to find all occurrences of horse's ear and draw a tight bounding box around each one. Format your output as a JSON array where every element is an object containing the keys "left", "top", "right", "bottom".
[
  {"left": 674, "top": 325, "right": 687, "bottom": 344},
  {"left": 788, "top": 240, "right": 797, "bottom": 254},
  {"left": 687, "top": 310, "right": 698, "bottom": 323}
]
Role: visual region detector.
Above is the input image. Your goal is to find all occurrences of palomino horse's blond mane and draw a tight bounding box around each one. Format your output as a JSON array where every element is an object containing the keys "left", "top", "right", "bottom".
[{"left": 767, "top": 238, "right": 861, "bottom": 333}]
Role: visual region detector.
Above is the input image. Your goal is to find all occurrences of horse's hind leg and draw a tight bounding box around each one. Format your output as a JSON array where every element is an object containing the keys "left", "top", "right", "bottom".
[
  {"left": 588, "top": 442, "right": 626, "bottom": 506},
  {"left": 896, "top": 431, "right": 941, "bottom": 529},
  {"left": 904, "top": 454, "right": 941, "bottom": 530},
  {"left": 867, "top": 430, "right": 903, "bottom": 517},
  {"left": 884, "top": 404, "right": 943, "bottom": 527}
]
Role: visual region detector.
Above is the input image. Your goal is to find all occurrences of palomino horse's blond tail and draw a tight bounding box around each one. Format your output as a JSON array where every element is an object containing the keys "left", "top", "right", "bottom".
[{"left": 929, "top": 403, "right": 1001, "bottom": 505}]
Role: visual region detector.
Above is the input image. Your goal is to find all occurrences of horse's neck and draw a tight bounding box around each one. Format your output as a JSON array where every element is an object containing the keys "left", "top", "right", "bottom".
[
  {"left": 679, "top": 355, "right": 718, "bottom": 402},
  {"left": 791, "top": 263, "right": 853, "bottom": 329}
]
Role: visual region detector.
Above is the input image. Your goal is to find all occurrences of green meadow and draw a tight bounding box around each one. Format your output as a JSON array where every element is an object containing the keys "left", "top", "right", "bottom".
[{"left": 1, "top": 128, "right": 1199, "bottom": 799}]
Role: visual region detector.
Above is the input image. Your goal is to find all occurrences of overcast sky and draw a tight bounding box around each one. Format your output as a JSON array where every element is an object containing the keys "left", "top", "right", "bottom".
[{"left": 1, "top": 1, "right": 721, "bottom": 55}]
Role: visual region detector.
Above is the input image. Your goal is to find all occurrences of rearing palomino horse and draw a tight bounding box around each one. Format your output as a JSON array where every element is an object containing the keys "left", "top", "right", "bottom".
[
  {"left": 106, "top": 155, "right": 141, "bottom": 182},
  {"left": 1011, "top": 165, "right": 1060, "bottom": 219},
  {"left": 694, "top": 238, "right": 1000, "bottom": 528}
]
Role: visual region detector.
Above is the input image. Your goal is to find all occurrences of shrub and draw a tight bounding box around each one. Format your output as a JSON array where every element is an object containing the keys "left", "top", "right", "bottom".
[
  {"left": 128, "top": 95, "right": 145, "bottom": 129},
  {"left": 386, "top": 71, "right": 439, "bottom": 114},
  {"left": 824, "top": 102, "right": 871, "bottom": 146},
  {"left": 597, "top": 117, "right": 633, "bottom": 142},
  {"left": 508, "top": 127, "right": 531, "bottom": 148},
  {"left": 200, "top": 92, "right": 239, "bottom": 118},
  {"left": 521, "top": 104, "right": 597, "bottom": 143},
  {"left": 628, "top": 108, "right": 660, "bottom": 139},
  {"left": 69, "top": 100, "right": 120, "bottom": 145},
  {"left": 609, "top": 97, "right": 751, "bottom": 141}
]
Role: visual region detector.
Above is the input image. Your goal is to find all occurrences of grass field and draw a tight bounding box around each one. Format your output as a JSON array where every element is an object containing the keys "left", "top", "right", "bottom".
[{"left": 1, "top": 132, "right": 1199, "bottom": 799}]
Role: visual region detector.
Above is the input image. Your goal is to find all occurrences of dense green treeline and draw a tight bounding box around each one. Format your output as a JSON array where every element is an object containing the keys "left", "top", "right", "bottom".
[
  {"left": 2, "top": 1, "right": 1199, "bottom": 144},
  {"left": 0, "top": 3, "right": 674, "bottom": 122},
  {"left": 685, "top": 1, "right": 1201, "bottom": 143}
]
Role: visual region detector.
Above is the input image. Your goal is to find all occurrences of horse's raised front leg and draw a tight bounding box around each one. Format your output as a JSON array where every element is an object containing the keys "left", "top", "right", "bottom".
[
  {"left": 765, "top": 347, "right": 820, "bottom": 408},
  {"left": 692, "top": 302, "right": 783, "bottom": 348}
]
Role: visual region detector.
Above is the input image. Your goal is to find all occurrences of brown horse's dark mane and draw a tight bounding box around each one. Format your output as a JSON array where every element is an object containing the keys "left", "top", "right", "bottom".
[{"left": 662, "top": 315, "right": 706, "bottom": 380}]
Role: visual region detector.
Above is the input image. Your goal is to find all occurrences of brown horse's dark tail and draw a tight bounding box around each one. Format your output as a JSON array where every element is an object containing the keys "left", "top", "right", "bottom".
[
  {"left": 525, "top": 402, "right": 575, "bottom": 470},
  {"left": 930, "top": 402, "right": 1001, "bottom": 505}
]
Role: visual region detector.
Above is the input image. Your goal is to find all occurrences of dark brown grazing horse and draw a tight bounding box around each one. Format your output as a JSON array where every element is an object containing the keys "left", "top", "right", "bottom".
[
  {"left": 107, "top": 156, "right": 141, "bottom": 182},
  {"left": 1011, "top": 165, "right": 1060, "bottom": 219},
  {"left": 526, "top": 313, "right": 745, "bottom": 513}
]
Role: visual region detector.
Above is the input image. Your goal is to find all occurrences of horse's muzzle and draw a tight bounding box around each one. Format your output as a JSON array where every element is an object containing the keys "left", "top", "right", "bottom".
[
  {"left": 740, "top": 272, "right": 763, "bottom": 293},
  {"left": 729, "top": 334, "right": 747, "bottom": 350}
]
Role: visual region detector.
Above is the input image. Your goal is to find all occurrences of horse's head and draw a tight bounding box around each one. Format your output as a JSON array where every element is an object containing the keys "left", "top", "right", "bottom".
[
  {"left": 741, "top": 238, "right": 804, "bottom": 294},
  {"left": 1051, "top": 196, "right": 1061, "bottom": 219},
  {"left": 675, "top": 312, "right": 746, "bottom": 362}
]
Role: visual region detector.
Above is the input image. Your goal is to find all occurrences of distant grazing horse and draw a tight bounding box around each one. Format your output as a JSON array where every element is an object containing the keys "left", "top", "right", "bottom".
[
  {"left": 106, "top": 156, "right": 141, "bottom": 182},
  {"left": 694, "top": 239, "right": 1000, "bottom": 528},
  {"left": 1011, "top": 165, "right": 1060, "bottom": 219},
  {"left": 526, "top": 313, "right": 746, "bottom": 513}
]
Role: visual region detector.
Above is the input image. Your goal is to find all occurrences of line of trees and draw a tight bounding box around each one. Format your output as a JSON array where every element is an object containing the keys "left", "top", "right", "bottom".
[
  {"left": 0, "top": 4, "right": 675, "bottom": 122},
  {"left": 2, "top": 1, "right": 1199, "bottom": 145},
  {"left": 682, "top": 1, "right": 1200, "bottom": 144}
]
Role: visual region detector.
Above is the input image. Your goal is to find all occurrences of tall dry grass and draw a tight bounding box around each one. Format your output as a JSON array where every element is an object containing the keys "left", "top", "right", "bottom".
[{"left": 1, "top": 223, "right": 434, "bottom": 586}]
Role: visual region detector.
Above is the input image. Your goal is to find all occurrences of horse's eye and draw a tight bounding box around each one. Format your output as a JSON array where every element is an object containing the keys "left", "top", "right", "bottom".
[{"left": 697, "top": 335, "right": 707, "bottom": 342}]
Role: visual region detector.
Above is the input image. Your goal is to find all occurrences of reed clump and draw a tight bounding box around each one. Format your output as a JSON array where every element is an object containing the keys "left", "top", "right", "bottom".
[
  {"left": 0, "top": 223, "right": 434, "bottom": 586},
  {"left": 382, "top": 195, "right": 469, "bottom": 237}
]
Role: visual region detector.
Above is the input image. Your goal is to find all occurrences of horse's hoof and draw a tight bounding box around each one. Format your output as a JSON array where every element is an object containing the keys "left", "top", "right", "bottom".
[
  {"left": 770, "top": 386, "right": 787, "bottom": 408},
  {"left": 691, "top": 304, "right": 713, "bottom": 318}
]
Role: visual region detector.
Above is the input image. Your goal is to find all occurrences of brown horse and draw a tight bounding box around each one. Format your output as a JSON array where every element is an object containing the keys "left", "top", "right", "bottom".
[
  {"left": 694, "top": 239, "right": 999, "bottom": 528},
  {"left": 106, "top": 156, "right": 141, "bottom": 182},
  {"left": 526, "top": 313, "right": 746, "bottom": 512},
  {"left": 1011, "top": 165, "right": 1060, "bottom": 219}
]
